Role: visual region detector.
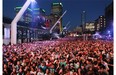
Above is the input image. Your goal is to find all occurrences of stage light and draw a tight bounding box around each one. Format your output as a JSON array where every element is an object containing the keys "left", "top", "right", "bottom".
[
  {"left": 108, "top": 30, "right": 111, "bottom": 34},
  {"left": 30, "top": 0, "right": 36, "bottom": 3}
]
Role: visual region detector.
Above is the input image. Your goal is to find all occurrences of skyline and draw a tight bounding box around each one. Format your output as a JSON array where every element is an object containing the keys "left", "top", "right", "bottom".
[{"left": 3, "top": 0, "right": 113, "bottom": 30}]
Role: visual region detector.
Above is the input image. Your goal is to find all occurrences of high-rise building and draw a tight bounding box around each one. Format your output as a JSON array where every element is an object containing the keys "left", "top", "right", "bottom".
[
  {"left": 15, "top": 7, "right": 46, "bottom": 24},
  {"left": 14, "top": 7, "right": 47, "bottom": 43},
  {"left": 95, "top": 16, "right": 106, "bottom": 32},
  {"left": 51, "top": 3, "right": 63, "bottom": 15},
  {"left": 15, "top": 7, "right": 33, "bottom": 23},
  {"left": 85, "top": 22, "right": 95, "bottom": 34},
  {"left": 33, "top": 8, "right": 46, "bottom": 22},
  {"left": 51, "top": 2, "right": 63, "bottom": 33},
  {"left": 105, "top": 2, "right": 113, "bottom": 36}
]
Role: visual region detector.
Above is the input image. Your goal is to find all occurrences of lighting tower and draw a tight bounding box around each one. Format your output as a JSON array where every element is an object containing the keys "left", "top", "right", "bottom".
[{"left": 81, "top": 11, "right": 86, "bottom": 33}]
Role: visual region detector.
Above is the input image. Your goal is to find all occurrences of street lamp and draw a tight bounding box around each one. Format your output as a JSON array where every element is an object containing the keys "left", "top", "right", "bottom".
[{"left": 11, "top": 0, "right": 36, "bottom": 44}]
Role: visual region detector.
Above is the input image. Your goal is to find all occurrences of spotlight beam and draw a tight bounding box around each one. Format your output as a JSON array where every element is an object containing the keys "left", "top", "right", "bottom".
[
  {"left": 31, "top": 0, "right": 36, "bottom": 2},
  {"left": 50, "top": 10, "right": 67, "bottom": 33},
  {"left": 62, "top": 21, "right": 70, "bottom": 32}
]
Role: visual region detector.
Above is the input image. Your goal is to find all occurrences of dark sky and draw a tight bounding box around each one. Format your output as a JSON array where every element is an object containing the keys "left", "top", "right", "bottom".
[{"left": 3, "top": 0, "right": 112, "bottom": 30}]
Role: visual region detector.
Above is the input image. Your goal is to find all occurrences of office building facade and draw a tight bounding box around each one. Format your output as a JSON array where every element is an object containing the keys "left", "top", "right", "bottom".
[
  {"left": 95, "top": 16, "right": 106, "bottom": 32},
  {"left": 105, "top": 2, "right": 113, "bottom": 36},
  {"left": 85, "top": 22, "right": 95, "bottom": 34},
  {"left": 15, "top": 7, "right": 33, "bottom": 23},
  {"left": 51, "top": 2, "right": 63, "bottom": 33}
]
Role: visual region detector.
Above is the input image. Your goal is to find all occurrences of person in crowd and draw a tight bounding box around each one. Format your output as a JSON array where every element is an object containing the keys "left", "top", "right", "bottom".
[{"left": 3, "top": 37, "right": 113, "bottom": 75}]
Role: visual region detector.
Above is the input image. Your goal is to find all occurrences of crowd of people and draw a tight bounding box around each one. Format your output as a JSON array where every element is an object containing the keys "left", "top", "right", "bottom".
[{"left": 3, "top": 38, "right": 113, "bottom": 75}]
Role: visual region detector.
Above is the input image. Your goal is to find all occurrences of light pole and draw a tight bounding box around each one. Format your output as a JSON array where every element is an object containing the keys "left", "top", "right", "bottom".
[{"left": 11, "top": 0, "right": 36, "bottom": 45}]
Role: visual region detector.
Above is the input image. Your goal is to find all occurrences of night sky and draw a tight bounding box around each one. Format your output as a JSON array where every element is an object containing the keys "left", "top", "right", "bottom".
[{"left": 3, "top": 0, "right": 112, "bottom": 30}]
